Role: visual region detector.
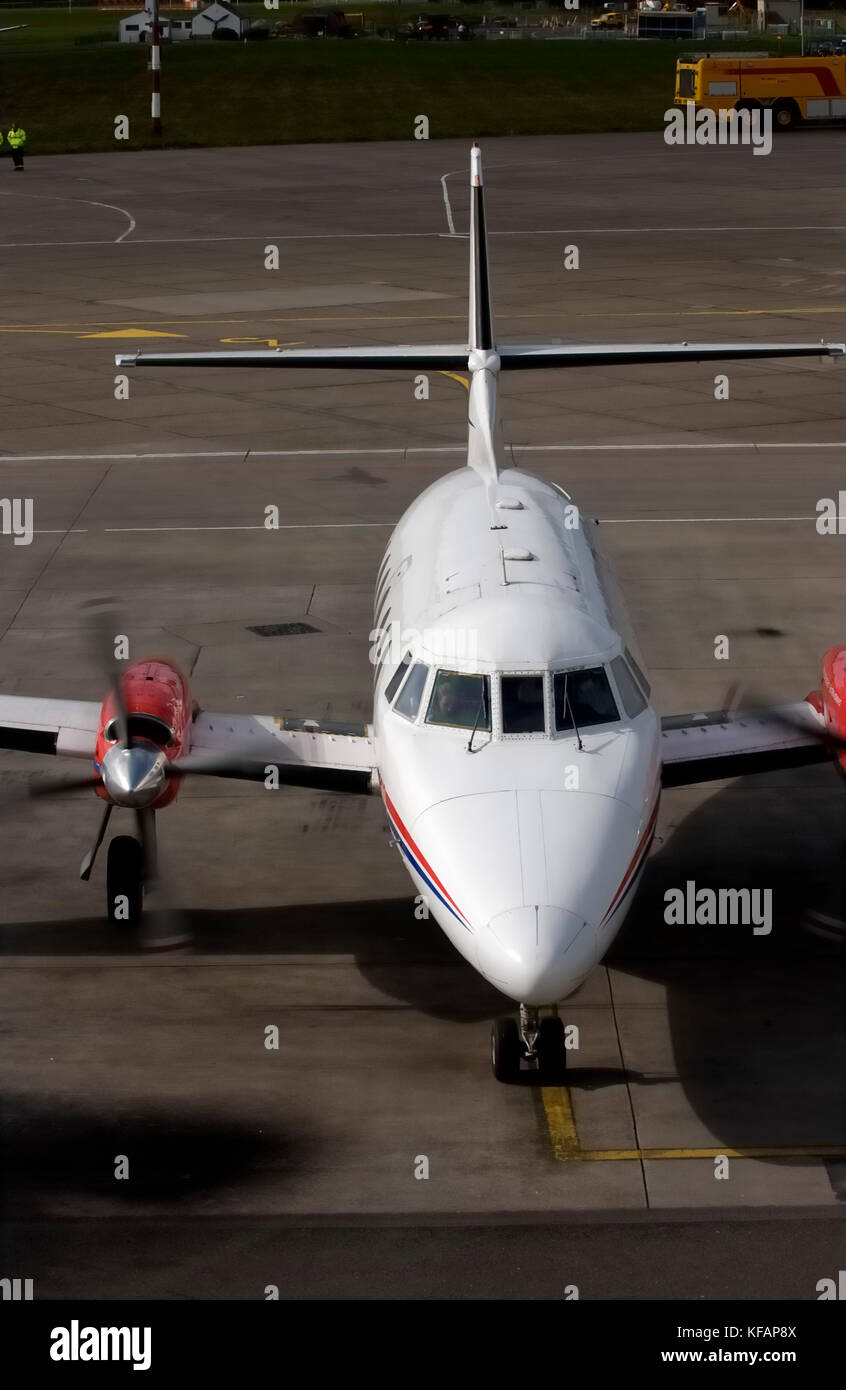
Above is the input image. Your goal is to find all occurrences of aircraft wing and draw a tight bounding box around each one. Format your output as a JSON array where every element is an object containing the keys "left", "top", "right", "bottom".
[
  {"left": 661, "top": 700, "right": 829, "bottom": 787},
  {"left": 0, "top": 698, "right": 376, "bottom": 794},
  {"left": 0, "top": 695, "right": 101, "bottom": 758},
  {"left": 183, "top": 711, "right": 377, "bottom": 794},
  {"left": 0, "top": 25, "right": 27, "bottom": 33}
]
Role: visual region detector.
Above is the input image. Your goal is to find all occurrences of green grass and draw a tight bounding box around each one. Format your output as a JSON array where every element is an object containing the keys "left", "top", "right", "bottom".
[{"left": 0, "top": 17, "right": 815, "bottom": 154}]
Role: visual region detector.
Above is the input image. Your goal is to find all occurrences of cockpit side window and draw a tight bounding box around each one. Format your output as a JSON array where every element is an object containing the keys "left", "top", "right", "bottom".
[
  {"left": 394, "top": 663, "right": 430, "bottom": 720},
  {"left": 384, "top": 652, "right": 411, "bottom": 704},
  {"left": 624, "top": 647, "right": 651, "bottom": 698},
  {"left": 554, "top": 666, "right": 619, "bottom": 731},
  {"left": 426, "top": 670, "right": 491, "bottom": 732},
  {"left": 610, "top": 656, "right": 647, "bottom": 718},
  {"left": 501, "top": 675, "right": 545, "bottom": 734}
]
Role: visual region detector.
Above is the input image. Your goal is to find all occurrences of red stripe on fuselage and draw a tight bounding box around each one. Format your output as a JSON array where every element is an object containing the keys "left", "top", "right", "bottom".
[
  {"left": 601, "top": 797, "right": 660, "bottom": 925},
  {"left": 380, "top": 779, "right": 470, "bottom": 927}
]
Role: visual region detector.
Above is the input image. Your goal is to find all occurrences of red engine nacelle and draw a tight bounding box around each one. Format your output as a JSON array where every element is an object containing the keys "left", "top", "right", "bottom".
[
  {"left": 94, "top": 660, "right": 193, "bottom": 807},
  {"left": 809, "top": 645, "right": 846, "bottom": 774}
]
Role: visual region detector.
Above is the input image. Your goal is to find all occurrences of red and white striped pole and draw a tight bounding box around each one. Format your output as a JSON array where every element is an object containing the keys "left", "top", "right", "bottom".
[{"left": 150, "top": 0, "right": 162, "bottom": 137}]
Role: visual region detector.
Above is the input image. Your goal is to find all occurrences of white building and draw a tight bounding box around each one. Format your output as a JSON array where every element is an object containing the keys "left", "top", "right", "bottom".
[
  {"left": 191, "top": 2, "right": 249, "bottom": 38},
  {"left": 119, "top": 11, "right": 169, "bottom": 43},
  {"left": 118, "top": 11, "right": 194, "bottom": 43}
]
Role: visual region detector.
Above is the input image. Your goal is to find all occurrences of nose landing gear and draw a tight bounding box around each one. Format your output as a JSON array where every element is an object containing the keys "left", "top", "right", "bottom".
[
  {"left": 491, "top": 1016, "right": 521, "bottom": 1082},
  {"left": 106, "top": 835, "right": 144, "bottom": 925},
  {"left": 105, "top": 809, "right": 157, "bottom": 928},
  {"left": 491, "top": 1006, "right": 568, "bottom": 1083}
]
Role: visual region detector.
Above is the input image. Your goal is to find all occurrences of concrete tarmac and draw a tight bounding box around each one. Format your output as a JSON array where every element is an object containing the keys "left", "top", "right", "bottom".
[{"left": 1, "top": 133, "right": 845, "bottom": 1299}]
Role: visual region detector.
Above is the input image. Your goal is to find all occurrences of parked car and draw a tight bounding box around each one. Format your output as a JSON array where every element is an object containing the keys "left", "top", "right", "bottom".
[
  {"left": 810, "top": 39, "right": 846, "bottom": 57},
  {"left": 407, "top": 14, "right": 455, "bottom": 40}
]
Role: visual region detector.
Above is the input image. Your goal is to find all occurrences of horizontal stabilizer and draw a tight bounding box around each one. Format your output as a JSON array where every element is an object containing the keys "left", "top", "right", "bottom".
[
  {"left": 499, "top": 342, "right": 846, "bottom": 369},
  {"left": 117, "top": 340, "right": 846, "bottom": 374},
  {"left": 116, "top": 346, "right": 471, "bottom": 371}
]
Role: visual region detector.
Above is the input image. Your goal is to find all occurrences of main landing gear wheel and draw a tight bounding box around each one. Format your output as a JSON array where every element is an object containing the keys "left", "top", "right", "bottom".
[
  {"left": 537, "top": 1016, "right": 567, "bottom": 1083},
  {"left": 107, "top": 835, "right": 144, "bottom": 926},
  {"left": 491, "top": 1017, "right": 521, "bottom": 1083}
]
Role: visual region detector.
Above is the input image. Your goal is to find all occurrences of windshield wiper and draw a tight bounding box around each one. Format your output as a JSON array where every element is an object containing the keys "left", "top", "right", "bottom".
[
  {"left": 564, "top": 674, "right": 584, "bottom": 752},
  {"left": 467, "top": 680, "right": 488, "bottom": 753}
]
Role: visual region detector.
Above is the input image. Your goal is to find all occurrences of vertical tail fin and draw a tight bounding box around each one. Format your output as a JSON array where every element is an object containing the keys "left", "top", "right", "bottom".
[
  {"left": 468, "top": 144, "right": 494, "bottom": 353},
  {"left": 466, "top": 147, "right": 504, "bottom": 487}
]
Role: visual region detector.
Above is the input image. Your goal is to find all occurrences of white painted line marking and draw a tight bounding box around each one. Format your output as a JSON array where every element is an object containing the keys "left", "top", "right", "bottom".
[
  {"left": 440, "top": 171, "right": 458, "bottom": 238},
  {"left": 601, "top": 516, "right": 816, "bottom": 524},
  {"left": 102, "top": 522, "right": 392, "bottom": 533},
  {"left": 3, "top": 224, "right": 845, "bottom": 251},
  {"left": 17, "top": 517, "right": 824, "bottom": 537},
  {"left": 0, "top": 191, "right": 136, "bottom": 243},
  {"left": 0, "top": 232, "right": 445, "bottom": 249},
  {"left": 498, "top": 225, "right": 846, "bottom": 236},
  {"left": 249, "top": 447, "right": 404, "bottom": 456},
  {"left": 517, "top": 441, "right": 846, "bottom": 452},
  {"left": 0, "top": 451, "right": 254, "bottom": 463}
]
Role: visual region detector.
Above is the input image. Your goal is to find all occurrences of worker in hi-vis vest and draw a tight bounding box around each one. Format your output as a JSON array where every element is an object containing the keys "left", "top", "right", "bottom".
[{"left": 7, "top": 122, "right": 26, "bottom": 171}]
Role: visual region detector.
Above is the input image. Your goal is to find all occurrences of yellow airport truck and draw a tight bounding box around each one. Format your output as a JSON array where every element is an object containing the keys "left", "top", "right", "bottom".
[{"left": 675, "top": 55, "right": 846, "bottom": 129}]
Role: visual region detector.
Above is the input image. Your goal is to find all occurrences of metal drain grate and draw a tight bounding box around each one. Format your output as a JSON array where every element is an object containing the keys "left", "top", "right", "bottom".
[{"left": 248, "top": 622, "right": 319, "bottom": 638}]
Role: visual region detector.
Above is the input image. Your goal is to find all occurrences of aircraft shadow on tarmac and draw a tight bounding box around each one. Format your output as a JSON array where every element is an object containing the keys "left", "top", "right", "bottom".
[
  {"left": 608, "top": 761, "right": 846, "bottom": 1154},
  {"left": 2, "top": 763, "right": 844, "bottom": 1158},
  {"left": 0, "top": 1092, "right": 319, "bottom": 1213}
]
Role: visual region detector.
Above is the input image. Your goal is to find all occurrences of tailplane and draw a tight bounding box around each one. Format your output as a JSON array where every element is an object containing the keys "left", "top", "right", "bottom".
[{"left": 117, "top": 145, "right": 845, "bottom": 486}]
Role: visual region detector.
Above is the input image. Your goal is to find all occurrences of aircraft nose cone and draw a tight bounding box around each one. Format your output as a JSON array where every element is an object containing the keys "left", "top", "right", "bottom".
[
  {"left": 476, "top": 905, "right": 597, "bottom": 1005},
  {"left": 101, "top": 743, "right": 166, "bottom": 809}
]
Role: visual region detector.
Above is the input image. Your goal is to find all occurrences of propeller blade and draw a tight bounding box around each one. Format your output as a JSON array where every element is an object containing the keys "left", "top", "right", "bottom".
[
  {"left": 758, "top": 702, "right": 846, "bottom": 754},
  {"left": 92, "top": 608, "right": 131, "bottom": 748},
  {"left": 135, "top": 806, "right": 158, "bottom": 883},
  {"left": 132, "top": 806, "right": 193, "bottom": 950},
  {"left": 80, "top": 801, "right": 113, "bottom": 880},
  {"left": 27, "top": 774, "right": 103, "bottom": 798},
  {"left": 0, "top": 773, "right": 103, "bottom": 821}
]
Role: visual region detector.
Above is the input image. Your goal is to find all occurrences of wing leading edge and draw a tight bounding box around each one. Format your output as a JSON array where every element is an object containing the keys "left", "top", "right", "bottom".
[
  {"left": 660, "top": 701, "right": 829, "bottom": 787},
  {"left": 0, "top": 696, "right": 101, "bottom": 758},
  {"left": 0, "top": 696, "right": 376, "bottom": 795}
]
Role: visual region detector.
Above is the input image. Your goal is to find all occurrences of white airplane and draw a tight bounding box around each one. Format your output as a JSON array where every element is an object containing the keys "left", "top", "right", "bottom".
[
  {"left": 2, "top": 146, "right": 844, "bottom": 1080},
  {"left": 0, "top": 25, "right": 28, "bottom": 32}
]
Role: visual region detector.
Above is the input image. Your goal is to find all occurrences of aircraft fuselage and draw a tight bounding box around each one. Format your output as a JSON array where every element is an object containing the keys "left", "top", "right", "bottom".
[{"left": 373, "top": 465, "right": 661, "bottom": 1005}]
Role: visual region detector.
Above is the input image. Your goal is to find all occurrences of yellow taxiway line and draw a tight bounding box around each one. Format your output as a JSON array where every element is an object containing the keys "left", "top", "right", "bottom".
[
  {"left": 541, "top": 1086, "right": 580, "bottom": 1161},
  {"left": 541, "top": 1086, "right": 846, "bottom": 1163}
]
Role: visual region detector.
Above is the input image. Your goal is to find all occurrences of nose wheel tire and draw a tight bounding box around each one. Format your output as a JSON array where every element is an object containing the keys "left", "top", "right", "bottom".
[
  {"left": 491, "top": 1016, "right": 521, "bottom": 1082},
  {"left": 106, "top": 835, "right": 144, "bottom": 926},
  {"left": 537, "top": 1016, "right": 568, "bottom": 1083}
]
